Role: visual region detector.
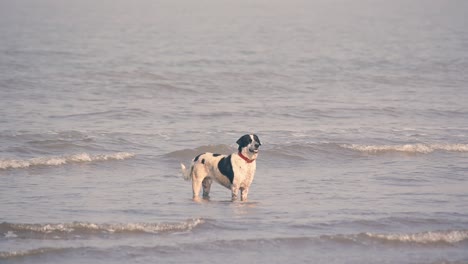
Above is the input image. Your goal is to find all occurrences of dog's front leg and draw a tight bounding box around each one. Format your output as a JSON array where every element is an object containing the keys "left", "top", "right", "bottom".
[
  {"left": 231, "top": 185, "right": 239, "bottom": 201},
  {"left": 240, "top": 187, "right": 249, "bottom": 201}
]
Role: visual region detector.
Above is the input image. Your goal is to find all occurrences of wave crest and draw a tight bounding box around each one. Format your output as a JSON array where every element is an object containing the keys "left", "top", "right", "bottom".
[
  {"left": 0, "top": 247, "right": 69, "bottom": 260},
  {"left": 0, "top": 219, "right": 204, "bottom": 239},
  {"left": 165, "top": 144, "right": 234, "bottom": 160},
  {"left": 362, "top": 230, "right": 468, "bottom": 244},
  {"left": 340, "top": 143, "right": 468, "bottom": 154},
  {"left": 0, "top": 152, "right": 135, "bottom": 170}
]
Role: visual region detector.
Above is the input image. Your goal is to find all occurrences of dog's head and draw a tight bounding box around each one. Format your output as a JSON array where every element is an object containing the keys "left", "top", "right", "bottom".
[{"left": 236, "top": 134, "right": 262, "bottom": 154}]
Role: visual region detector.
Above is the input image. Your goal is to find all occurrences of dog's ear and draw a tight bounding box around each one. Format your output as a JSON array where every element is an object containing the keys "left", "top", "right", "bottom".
[{"left": 236, "top": 134, "right": 252, "bottom": 151}]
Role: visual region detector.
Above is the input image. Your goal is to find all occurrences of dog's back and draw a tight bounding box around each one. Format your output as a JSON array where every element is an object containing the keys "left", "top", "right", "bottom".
[{"left": 181, "top": 152, "right": 226, "bottom": 182}]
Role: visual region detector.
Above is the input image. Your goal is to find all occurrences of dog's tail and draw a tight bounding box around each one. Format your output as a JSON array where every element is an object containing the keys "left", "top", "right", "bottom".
[{"left": 180, "top": 163, "right": 192, "bottom": 181}]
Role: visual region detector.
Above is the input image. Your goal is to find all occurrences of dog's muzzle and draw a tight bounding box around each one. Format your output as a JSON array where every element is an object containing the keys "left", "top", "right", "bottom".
[{"left": 249, "top": 143, "right": 261, "bottom": 153}]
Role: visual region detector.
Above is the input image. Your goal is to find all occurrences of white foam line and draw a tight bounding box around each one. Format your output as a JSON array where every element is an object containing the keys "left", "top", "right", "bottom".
[
  {"left": 0, "top": 152, "right": 135, "bottom": 170},
  {"left": 365, "top": 230, "right": 468, "bottom": 244},
  {"left": 341, "top": 143, "right": 468, "bottom": 154},
  {"left": 2, "top": 218, "right": 204, "bottom": 235},
  {"left": 0, "top": 247, "right": 65, "bottom": 259}
]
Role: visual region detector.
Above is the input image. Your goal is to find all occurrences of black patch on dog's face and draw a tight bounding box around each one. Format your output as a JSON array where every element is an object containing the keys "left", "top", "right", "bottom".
[
  {"left": 217, "top": 155, "right": 234, "bottom": 184},
  {"left": 194, "top": 153, "right": 203, "bottom": 162},
  {"left": 201, "top": 159, "right": 205, "bottom": 164},
  {"left": 213, "top": 153, "right": 221, "bottom": 157},
  {"left": 236, "top": 134, "right": 252, "bottom": 152}
]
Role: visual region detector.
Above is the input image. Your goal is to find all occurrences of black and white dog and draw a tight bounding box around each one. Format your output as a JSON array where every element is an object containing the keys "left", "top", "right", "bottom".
[{"left": 181, "top": 134, "right": 261, "bottom": 201}]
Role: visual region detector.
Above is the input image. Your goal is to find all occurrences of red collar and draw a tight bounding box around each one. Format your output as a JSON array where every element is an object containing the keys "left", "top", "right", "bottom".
[{"left": 238, "top": 152, "right": 256, "bottom": 163}]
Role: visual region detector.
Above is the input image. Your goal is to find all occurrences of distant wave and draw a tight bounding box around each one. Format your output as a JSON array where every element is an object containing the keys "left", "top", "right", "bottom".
[
  {"left": 165, "top": 144, "right": 234, "bottom": 160},
  {"left": 211, "top": 230, "right": 468, "bottom": 248},
  {"left": 0, "top": 152, "right": 135, "bottom": 170},
  {"left": 361, "top": 230, "right": 468, "bottom": 244},
  {"left": 0, "top": 218, "right": 204, "bottom": 239},
  {"left": 167, "top": 142, "right": 468, "bottom": 162},
  {"left": 340, "top": 143, "right": 468, "bottom": 154},
  {"left": 321, "top": 230, "right": 468, "bottom": 246},
  {"left": 0, "top": 247, "right": 70, "bottom": 260}
]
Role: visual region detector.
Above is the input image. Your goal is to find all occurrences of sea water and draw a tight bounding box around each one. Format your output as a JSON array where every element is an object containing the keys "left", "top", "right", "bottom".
[{"left": 1, "top": 0, "right": 468, "bottom": 263}]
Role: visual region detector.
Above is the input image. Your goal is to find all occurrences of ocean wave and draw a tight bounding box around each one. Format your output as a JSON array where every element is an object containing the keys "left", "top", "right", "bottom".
[
  {"left": 165, "top": 144, "right": 234, "bottom": 160},
  {"left": 0, "top": 219, "right": 204, "bottom": 239},
  {"left": 186, "top": 229, "right": 468, "bottom": 248},
  {"left": 167, "top": 142, "right": 468, "bottom": 162},
  {"left": 210, "top": 229, "right": 468, "bottom": 248},
  {"left": 188, "top": 229, "right": 468, "bottom": 248},
  {"left": 0, "top": 152, "right": 135, "bottom": 170},
  {"left": 340, "top": 143, "right": 468, "bottom": 154},
  {"left": 0, "top": 247, "right": 69, "bottom": 260},
  {"left": 316, "top": 230, "right": 468, "bottom": 247},
  {"left": 1, "top": 229, "right": 466, "bottom": 260},
  {"left": 167, "top": 142, "right": 333, "bottom": 162},
  {"left": 361, "top": 230, "right": 468, "bottom": 245}
]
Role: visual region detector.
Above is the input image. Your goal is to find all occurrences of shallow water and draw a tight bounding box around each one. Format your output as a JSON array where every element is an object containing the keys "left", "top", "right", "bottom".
[{"left": 1, "top": 0, "right": 468, "bottom": 263}]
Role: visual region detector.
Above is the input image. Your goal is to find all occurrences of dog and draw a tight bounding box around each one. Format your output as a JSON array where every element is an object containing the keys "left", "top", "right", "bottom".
[{"left": 181, "top": 134, "right": 261, "bottom": 201}]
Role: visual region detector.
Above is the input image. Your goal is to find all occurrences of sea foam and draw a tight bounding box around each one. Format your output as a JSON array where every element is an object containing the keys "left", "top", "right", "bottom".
[
  {"left": 363, "top": 230, "right": 468, "bottom": 244},
  {"left": 0, "top": 219, "right": 205, "bottom": 238},
  {"left": 0, "top": 152, "right": 135, "bottom": 170},
  {"left": 340, "top": 143, "right": 468, "bottom": 154}
]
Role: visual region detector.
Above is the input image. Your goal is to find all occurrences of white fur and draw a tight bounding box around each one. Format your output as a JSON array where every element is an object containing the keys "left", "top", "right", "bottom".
[{"left": 181, "top": 134, "right": 261, "bottom": 201}]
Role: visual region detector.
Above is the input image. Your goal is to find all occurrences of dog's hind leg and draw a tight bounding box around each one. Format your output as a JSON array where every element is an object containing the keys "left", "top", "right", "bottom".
[
  {"left": 191, "top": 166, "right": 206, "bottom": 201},
  {"left": 192, "top": 178, "right": 203, "bottom": 201},
  {"left": 202, "top": 177, "right": 213, "bottom": 199}
]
